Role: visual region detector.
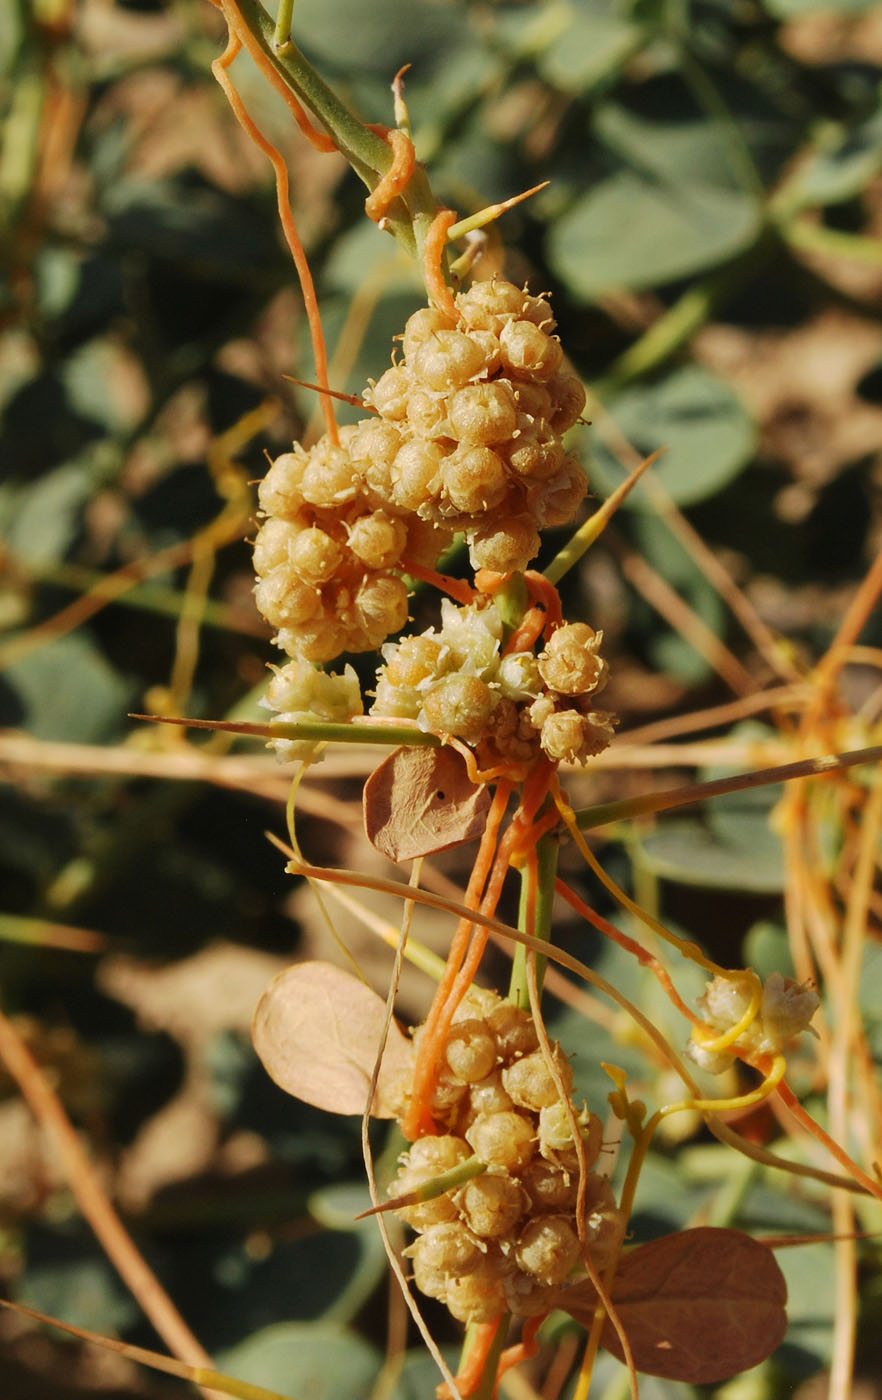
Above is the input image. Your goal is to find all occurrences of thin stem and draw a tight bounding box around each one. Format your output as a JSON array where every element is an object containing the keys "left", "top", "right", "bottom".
[{"left": 509, "top": 832, "right": 558, "bottom": 1009}]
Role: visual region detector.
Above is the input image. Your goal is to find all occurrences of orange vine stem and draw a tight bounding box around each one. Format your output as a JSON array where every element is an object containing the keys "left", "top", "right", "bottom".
[
  {"left": 401, "top": 558, "right": 476, "bottom": 606},
  {"left": 221, "top": 0, "right": 337, "bottom": 151},
  {"left": 211, "top": 24, "right": 338, "bottom": 443},
  {"left": 424, "top": 208, "right": 459, "bottom": 320},
  {"left": 364, "top": 126, "right": 417, "bottom": 222},
  {"left": 555, "top": 876, "right": 702, "bottom": 1027}
]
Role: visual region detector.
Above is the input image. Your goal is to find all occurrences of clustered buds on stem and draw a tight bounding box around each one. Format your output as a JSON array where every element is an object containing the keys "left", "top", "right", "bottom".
[
  {"left": 372, "top": 598, "right": 615, "bottom": 766},
  {"left": 253, "top": 280, "right": 595, "bottom": 742},
  {"left": 686, "top": 970, "right": 820, "bottom": 1074},
  {"left": 393, "top": 989, "right": 624, "bottom": 1322}
]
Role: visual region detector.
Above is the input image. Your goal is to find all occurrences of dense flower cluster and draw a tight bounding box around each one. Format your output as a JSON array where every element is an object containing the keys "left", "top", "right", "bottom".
[
  {"left": 372, "top": 597, "right": 615, "bottom": 765},
  {"left": 686, "top": 971, "right": 820, "bottom": 1074},
  {"left": 363, "top": 280, "right": 588, "bottom": 575},
  {"left": 393, "top": 989, "right": 624, "bottom": 1322},
  {"left": 253, "top": 279, "right": 587, "bottom": 669}
]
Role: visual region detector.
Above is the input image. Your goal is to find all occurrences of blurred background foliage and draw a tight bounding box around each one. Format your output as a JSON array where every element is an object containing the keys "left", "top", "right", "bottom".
[{"left": 1, "top": 0, "right": 881, "bottom": 1396}]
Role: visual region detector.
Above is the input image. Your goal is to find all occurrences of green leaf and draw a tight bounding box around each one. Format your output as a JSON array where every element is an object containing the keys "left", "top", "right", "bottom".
[
  {"left": 0, "top": 461, "right": 95, "bottom": 565},
  {"left": 636, "top": 817, "right": 785, "bottom": 893},
  {"left": 786, "top": 109, "right": 882, "bottom": 208},
  {"left": 1, "top": 630, "right": 132, "bottom": 744},
  {"left": 289, "top": 0, "right": 462, "bottom": 77},
  {"left": 775, "top": 1241, "right": 836, "bottom": 1373},
  {"left": 219, "top": 1321, "right": 380, "bottom": 1400},
  {"left": 551, "top": 167, "right": 761, "bottom": 294},
  {"left": 590, "top": 367, "right": 757, "bottom": 507},
  {"left": 537, "top": 12, "right": 645, "bottom": 93}
]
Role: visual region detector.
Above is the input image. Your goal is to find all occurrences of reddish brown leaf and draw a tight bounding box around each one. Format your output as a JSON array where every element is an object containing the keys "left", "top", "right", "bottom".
[
  {"left": 561, "top": 1227, "right": 787, "bottom": 1384},
  {"left": 364, "top": 746, "right": 490, "bottom": 861},
  {"left": 251, "top": 961, "right": 414, "bottom": 1117}
]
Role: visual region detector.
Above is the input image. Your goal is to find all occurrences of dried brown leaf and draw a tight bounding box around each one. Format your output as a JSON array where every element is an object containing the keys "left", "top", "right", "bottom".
[
  {"left": 364, "top": 746, "right": 490, "bottom": 861},
  {"left": 562, "top": 1227, "right": 787, "bottom": 1384},
  {"left": 251, "top": 961, "right": 414, "bottom": 1117}
]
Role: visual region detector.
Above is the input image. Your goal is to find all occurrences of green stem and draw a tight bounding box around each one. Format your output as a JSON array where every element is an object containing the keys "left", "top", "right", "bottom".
[
  {"left": 229, "top": 0, "right": 444, "bottom": 267},
  {"left": 509, "top": 832, "right": 558, "bottom": 1009}
]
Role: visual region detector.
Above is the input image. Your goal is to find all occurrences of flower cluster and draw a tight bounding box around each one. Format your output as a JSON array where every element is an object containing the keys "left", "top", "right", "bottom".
[
  {"left": 686, "top": 970, "right": 820, "bottom": 1074},
  {"left": 393, "top": 989, "right": 623, "bottom": 1322},
  {"left": 372, "top": 597, "right": 615, "bottom": 765},
  {"left": 253, "top": 278, "right": 588, "bottom": 673},
  {"left": 363, "top": 280, "right": 588, "bottom": 575}
]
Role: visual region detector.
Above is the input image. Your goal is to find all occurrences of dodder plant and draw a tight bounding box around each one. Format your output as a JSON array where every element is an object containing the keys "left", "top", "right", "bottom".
[
  {"left": 4, "top": 4, "right": 882, "bottom": 1400},
  {"left": 199, "top": 5, "right": 882, "bottom": 1397}
]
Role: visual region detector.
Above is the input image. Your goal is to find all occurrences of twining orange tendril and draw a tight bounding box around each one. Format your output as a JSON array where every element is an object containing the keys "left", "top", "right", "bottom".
[
  {"left": 212, "top": 21, "right": 338, "bottom": 442},
  {"left": 424, "top": 208, "right": 459, "bottom": 321},
  {"left": 401, "top": 781, "right": 513, "bottom": 1140},
  {"left": 221, "top": 0, "right": 336, "bottom": 152},
  {"left": 775, "top": 1077, "right": 882, "bottom": 1203},
  {"left": 436, "top": 1317, "right": 506, "bottom": 1400},
  {"left": 473, "top": 569, "right": 508, "bottom": 595},
  {"left": 427, "top": 761, "right": 560, "bottom": 1109},
  {"left": 364, "top": 126, "right": 416, "bottom": 222},
  {"left": 555, "top": 876, "right": 701, "bottom": 1027},
  {"left": 400, "top": 558, "right": 475, "bottom": 606},
  {"left": 525, "top": 570, "right": 564, "bottom": 631},
  {"left": 503, "top": 573, "right": 563, "bottom": 655}
]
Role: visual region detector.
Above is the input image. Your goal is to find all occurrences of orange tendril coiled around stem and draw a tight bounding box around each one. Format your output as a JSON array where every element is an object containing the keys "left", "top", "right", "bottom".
[
  {"left": 423, "top": 208, "right": 459, "bottom": 322},
  {"left": 401, "top": 781, "right": 513, "bottom": 1141},
  {"left": 503, "top": 574, "right": 563, "bottom": 656},
  {"left": 400, "top": 558, "right": 476, "bottom": 607},
  {"left": 402, "top": 759, "right": 560, "bottom": 1141},
  {"left": 555, "top": 875, "right": 702, "bottom": 1028},
  {"left": 213, "top": 13, "right": 337, "bottom": 443},
  {"left": 221, "top": 0, "right": 337, "bottom": 152},
  {"left": 364, "top": 126, "right": 417, "bottom": 222}
]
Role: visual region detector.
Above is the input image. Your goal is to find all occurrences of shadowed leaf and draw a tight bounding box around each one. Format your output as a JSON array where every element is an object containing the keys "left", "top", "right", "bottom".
[
  {"left": 252, "top": 962, "right": 413, "bottom": 1117},
  {"left": 364, "top": 746, "right": 490, "bottom": 861},
  {"left": 562, "top": 1227, "right": 787, "bottom": 1383}
]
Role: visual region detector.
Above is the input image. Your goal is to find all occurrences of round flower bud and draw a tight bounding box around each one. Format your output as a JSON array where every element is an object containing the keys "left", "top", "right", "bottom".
[
  {"left": 254, "top": 568, "right": 321, "bottom": 629},
  {"left": 366, "top": 366, "right": 410, "bottom": 420},
  {"left": 536, "top": 455, "right": 588, "bottom": 527},
  {"left": 486, "top": 1002, "right": 539, "bottom": 1061},
  {"left": 352, "top": 573, "right": 409, "bottom": 648},
  {"left": 515, "top": 1215, "right": 581, "bottom": 1285},
  {"left": 469, "top": 517, "right": 541, "bottom": 575},
  {"left": 538, "top": 1104, "right": 602, "bottom": 1170},
  {"left": 408, "top": 1222, "right": 483, "bottom": 1280},
  {"left": 447, "top": 381, "right": 518, "bottom": 445},
  {"left": 278, "top": 616, "right": 348, "bottom": 664},
  {"left": 466, "top": 1073, "right": 515, "bottom": 1122},
  {"left": 406, "top": 385, "right": 450, "bottom": 439},
  {"left": 499, "top": 320, "right": 563, "bottom": 380},
  {"left": 441, "top": 446, "right": 508, "bottom": 515},
  {"left": 459, "top": 1174, "right": 526, "bottom": 1239},
  {"left": 299, "top": 442, "right": 359, "bottom": 507},
  {"left": 445, "top": 1019, "right": 498, "bottom": 1083},
  {"left": 422, "top": 674, "right": 495, "bottom": 744},
  {"left": 403, "top": 306, "right": 455, "bottom": 361},
  {"left": 288, "top": 526, "right": 345, "bottom": 586},
  {"left": 497, "top": 652, "right": 542, "bottom": 702},
  {"left": 347, "top": 511, "right": 408, "bottom": 570},
  {"left": 403, "top": 516, "right": 453, "bottom": 567},
  {"left": 465, "top": 1111, "right": 535, "bottom": 1172},
  {"left": 413, "top": 330, "right": 486, "bottom": 392},
  {"left": 583, "top": 1175, "right": 626, "bottom": 1272},
  {"left": 407, "top": 1134, "right": 471, "bottom": 1174},
  {"left": 252, "top": 517, "right": 300, "bottom": 576},
  {"left": 540, "top": 708, "right": 603, "bottom": 765},
  {"left": 384, "top": 634, "right": 445, "bottom": 689},
  {"left": 522, "top": 1158, "right": 578, "bottom": 1212},
  {"left": 538, "top": 623, "right": 607, "bottom": 697},
  {"left": 445, "top": 1260, "right": 508, "bottom": 1323},
  {"left": 502, "top": 1046, "right": 573, "bottom": 1111},
  {"left": 391, "top": 439, "right": 445, "bottom": 511},
  {"left": 457, "top": 279, "right": 529, "bottom": 332},
  {"left": 507, "top": 428, "right": 565, "bottom": 482},
  {"left": 505, "top": 1276, "right": 562, "bottom": 1318},
  {"left": 395, "top": 1166, "right": 460, "bottom": 1229},
  {"left": 512, "top": 380, "right": 553, "bottom": 421},
  {"left": 548, "top": 372, "right": 587, "bottom": 433},
  {"left": 257, "top": 449, "right": 308, "bottom": 518}
]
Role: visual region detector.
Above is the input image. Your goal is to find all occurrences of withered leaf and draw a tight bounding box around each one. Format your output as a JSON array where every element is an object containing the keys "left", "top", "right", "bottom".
[
  {"left": 251, "top": 961, "right": 414, "bottom": 1117},
  {"left": 561, "top": 1226, "right": 787, "bottom": 1384},
  {"left": 364, "top": 746, "right": 490, "bottom": 861}
]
